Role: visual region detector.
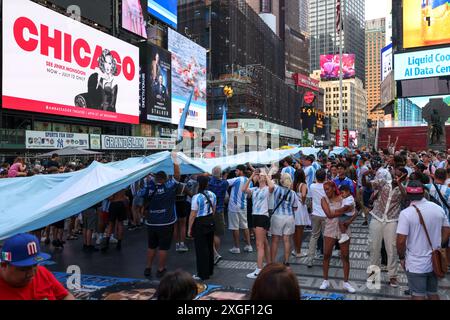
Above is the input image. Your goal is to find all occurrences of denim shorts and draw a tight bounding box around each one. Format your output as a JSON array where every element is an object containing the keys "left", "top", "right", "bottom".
[
  {"left": 406, "top": 271, "right": 438, "bottom": 297},
  {"left": 338, "top": 215, "right": 353, "bottom": 223}
]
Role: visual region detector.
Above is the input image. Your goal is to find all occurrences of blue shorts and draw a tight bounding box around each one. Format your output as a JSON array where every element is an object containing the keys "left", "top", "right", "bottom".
[
  {"left": 406, "top": 271, "right": 438, "bottom": 297},
  {"left": 339, "top": 215, "right": 353, "bottom": 223}
]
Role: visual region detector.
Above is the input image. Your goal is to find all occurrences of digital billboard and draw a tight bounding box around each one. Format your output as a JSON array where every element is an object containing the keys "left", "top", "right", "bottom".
[
  {"left": 140, "top": 44, "right": 172, "bottom": 123},
  {"left": 148, "top": 0, "right": 177, "bottom": 28},
  {"left": 122, "top": 0, "right": 147, "bottom": 38},
  {"left": 381, "top": 43, "right": 393, "bottom": 82},
  {"left": 320, "top": 54, "right": 355, "bottom": 81},
  {"left": 48, "top": 0, "right": 112, "bottom": 29},
  {"left": 168, "top": 29, "right": 207, "bottom": 129},
  {"left": 394, "top": 47, "right": 450, "bottom": 80},
  {"left": 403, "top": 0, "right": 450, "bottom": 49},
  {"left": 2, "top": 0, "right": 140, "bottom": 124}
]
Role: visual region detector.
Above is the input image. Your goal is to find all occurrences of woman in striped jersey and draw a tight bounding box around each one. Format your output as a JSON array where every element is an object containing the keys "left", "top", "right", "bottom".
[{"left": 242, "top": 168, "right": 275, "bottom": 279}]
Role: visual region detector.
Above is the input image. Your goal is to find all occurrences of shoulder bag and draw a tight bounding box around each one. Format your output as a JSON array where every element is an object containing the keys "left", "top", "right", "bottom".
[{"left": 412, "top": 205, "right": 448, "bottom": 278}]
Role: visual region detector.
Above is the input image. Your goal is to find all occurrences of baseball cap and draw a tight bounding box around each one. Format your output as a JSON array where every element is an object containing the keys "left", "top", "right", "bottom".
[{"left": 0, "top": 233, "right": 51, "bottom": 267}]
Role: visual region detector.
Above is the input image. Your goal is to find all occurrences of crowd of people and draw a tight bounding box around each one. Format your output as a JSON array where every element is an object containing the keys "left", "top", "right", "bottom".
[{"left": 1, "top": 145, "right": 450, "bottom": 300}]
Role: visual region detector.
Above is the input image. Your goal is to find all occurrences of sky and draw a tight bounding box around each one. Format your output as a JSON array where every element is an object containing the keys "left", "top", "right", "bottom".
[{"left": 365, "top": 0, "right": 388, "bottom": 21}]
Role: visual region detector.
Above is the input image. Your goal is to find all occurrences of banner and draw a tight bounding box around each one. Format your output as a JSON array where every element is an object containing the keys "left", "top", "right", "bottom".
[
  {"left": 140, "top": 43, "right": 172, "bottom": 123},
  {"left": 394, "top": 47, "right": 450, "bottom": 80},
  {"left": 292, "top": 74, "right": 320, "bottom": 91},
  {"left": 90, "top": 134, "right": 101, "bottom": 150},
  {"left": 168, "top": 29, "right": 207, "bottom": 129},
  {"left": 26, "top": 130, "right": 89, "bottom": 149},
  {"left": 101, "top": 135, "right": 175, "bottom": 150},
  {"left": 381, "top": 43, "right": 393, "bottom": 82},
  {"left": 2, "top": 0, "right": 140, "bottom": 124}
]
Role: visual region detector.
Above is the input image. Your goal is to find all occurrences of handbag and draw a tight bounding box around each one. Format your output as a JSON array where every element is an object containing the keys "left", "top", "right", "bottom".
[{"left": 412, "top": 205, "right": 448, "bottom": 278}]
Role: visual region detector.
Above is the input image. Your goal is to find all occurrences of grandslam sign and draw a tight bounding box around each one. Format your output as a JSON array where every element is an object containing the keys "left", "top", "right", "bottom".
[{"left": 2, "top": 0, "right": 140, "bottom": 124}]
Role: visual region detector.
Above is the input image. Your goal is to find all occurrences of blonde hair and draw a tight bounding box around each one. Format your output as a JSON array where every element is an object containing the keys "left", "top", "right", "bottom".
[{"left": 280, "top": 173, "right": 293, "bottom": 189}]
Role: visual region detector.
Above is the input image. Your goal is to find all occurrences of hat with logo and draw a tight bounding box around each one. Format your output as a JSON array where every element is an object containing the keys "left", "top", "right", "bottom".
[{"left": 0, "top": 234, "right": 51, "bottom": 267}]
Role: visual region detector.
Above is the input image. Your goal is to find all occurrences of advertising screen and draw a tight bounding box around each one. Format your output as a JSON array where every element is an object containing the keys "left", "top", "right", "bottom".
[
  {"left": 394, "top": 47, "right": 450, "bottom": 80},
  {"left": 48, "top": 0, "right": 112, "bottom": 29},
  {"left": 168, "top": 29, "right": 207, "bottom": 129},
  {"left": 140, "top": 44, "right": 172, "bottom": 123},
  {"left": 148, "top": 0, "right": 177, "bottom": 28},
  {"left": 320, "top": 54, "right": 355, "bottom": 81},
  {"left": 2, "top": 0, "right": 140, "bottom": 124},
  {"left": 349, "top": 131, "right": 358, "bottom": 148},
  {"left": 403, "top": 0, "right": 450, "bottom": 49},
  {"left": 122, "top": 0, "right": 147, "bottom": 38},
  {"left": 381, "top": 43, "right": 393, "bottom": 82}
]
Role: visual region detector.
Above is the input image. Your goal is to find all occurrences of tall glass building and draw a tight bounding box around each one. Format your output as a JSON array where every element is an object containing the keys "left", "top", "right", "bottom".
[{"left": 309, "top": 0, "right": 365, "bottom": 84}]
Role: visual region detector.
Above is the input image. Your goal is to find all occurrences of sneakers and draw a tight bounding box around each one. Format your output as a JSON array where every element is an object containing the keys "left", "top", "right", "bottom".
[
  {"left": 332, "top": 250, "right": 340, "bottom": 258},
  {"left": 214, "top": 255, "right": 222, "bottom": 265},
  {"left": 96, "top": 235, "right": 104, "bottom": 246},
  {"left": 338, "top": 233, "right": 350, "bottom": 244},
  {"left": 246, "top": 269, "right": 261, "bottom": 279},
  {"left": 144, "top": 268, "right": 152, "bottom": 277},
  {"left": 229, "top": 247, "right": 241, "bottom": 254},
  {"left": 243, "top": 245, "right": 253, "bottom": 253},
  {"left": 291, "top": 250, "right": 305, "bottom": 258},
  {"left": 315, "top": 251, "right": 324, "bottom": 259},
  {"left": 178, "top": 243, "right": 189, "bottom": 252},
  {"left": 319, "top": 280, "right": 330, "bottom": 290},
  {"left": 156, "top": 268, "right": 167, "bottom": 278},
  {"left": 389, "top": 278, "right": 399, "bottom": 288},
  {"left": 175, "top": 243, "right": 180, "bottom": 252},
  {"left": 128, "top": 225, "right": 137, "bottom": 231},
  {"left": 343, "top": 282, "right": 356, "bottom": 293},
  {"left": 110, "top": 236, "right": 118, "bottom": 244}
]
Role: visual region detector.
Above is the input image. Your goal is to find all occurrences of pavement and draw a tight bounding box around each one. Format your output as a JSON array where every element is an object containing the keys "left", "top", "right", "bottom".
[{"left": 45, "top": 218, "right": 450, "bottom": 300}]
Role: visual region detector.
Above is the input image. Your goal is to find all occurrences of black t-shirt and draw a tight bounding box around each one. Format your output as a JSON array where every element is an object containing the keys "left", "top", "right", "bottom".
[{"left": 46, "top": 159, "right": 60, "bottom": 168}]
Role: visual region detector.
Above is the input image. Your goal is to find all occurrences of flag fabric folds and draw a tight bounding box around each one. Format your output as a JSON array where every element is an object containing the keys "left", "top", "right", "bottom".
[{"left": 177, "top": 88, "right": 195, "bottom": 143}]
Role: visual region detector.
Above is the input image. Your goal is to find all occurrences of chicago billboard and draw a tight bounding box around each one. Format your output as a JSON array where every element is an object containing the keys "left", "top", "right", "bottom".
[{"left": 2, "top": 0, "right": 140, "bottom": 124}]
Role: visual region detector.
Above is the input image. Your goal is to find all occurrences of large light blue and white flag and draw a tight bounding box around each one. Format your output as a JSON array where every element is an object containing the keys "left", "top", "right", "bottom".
[
  {"left": 221, "top": 100, "right": 228, "bottom": 156},
  {"left": 177, "top": 88, "right": 195, "bottom": 143}
]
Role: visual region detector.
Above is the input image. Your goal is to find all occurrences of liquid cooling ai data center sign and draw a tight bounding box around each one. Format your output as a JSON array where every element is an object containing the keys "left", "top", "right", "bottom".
[{"left": 394, "top": 47, "right": 450, "bottom": 81}]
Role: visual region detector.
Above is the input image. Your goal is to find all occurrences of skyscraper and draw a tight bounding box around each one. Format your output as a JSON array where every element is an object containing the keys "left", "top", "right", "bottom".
[
  {"left": 309, "top": 0, "right": 365, "bottom": 83},
  {"left": 365, "top": 18, "right": 385, "bottom": 121}
]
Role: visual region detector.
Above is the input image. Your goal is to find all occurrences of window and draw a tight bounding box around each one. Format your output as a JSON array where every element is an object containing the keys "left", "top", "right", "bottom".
[{"left": 260, "top": 0, "right": 272, "bottom": 13}]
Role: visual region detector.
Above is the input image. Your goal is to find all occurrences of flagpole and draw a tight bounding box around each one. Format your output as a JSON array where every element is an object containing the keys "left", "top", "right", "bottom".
[{"left": 338, "top": 0, "right": 343, "bottom": 147}]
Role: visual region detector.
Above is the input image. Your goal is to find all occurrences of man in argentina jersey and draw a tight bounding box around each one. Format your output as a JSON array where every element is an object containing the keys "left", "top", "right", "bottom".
[
  {"left": 281, "top": 157, "right": 296, "bottom": 182},
  {"left": 303, "top": 156, "right": 317, "bottom": 189},
  {"left": 310, "top": 154, "right": 322, "bottom": 171},
  {"left": 227, "top": 165, "right": 253, "bottom": 254}
]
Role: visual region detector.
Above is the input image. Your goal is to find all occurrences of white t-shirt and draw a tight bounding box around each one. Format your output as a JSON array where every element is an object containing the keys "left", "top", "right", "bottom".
[
  {"left": 309, "top": 183, "right": 326, "bottom": 218},
  {"left": 249, "top": 186, "right": 270, "bottom": 217},
  {"left": 342, "top": 195, "right": 355, "bottom": 216},
  {"left": 396, "top": 198, "right": 450, "bottom": 274}
]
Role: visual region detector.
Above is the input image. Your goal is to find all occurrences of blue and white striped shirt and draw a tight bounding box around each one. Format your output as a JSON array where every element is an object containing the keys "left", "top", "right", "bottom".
[
  {"left": 281, "top": 166, "right": 296, "bottom": 182},
  {"left": 227, "top": 176, "right": 249, "bottom": 212},
  {"left": 304, "top": 165, "right": 316, "bottom": 189},
  {"left": 191, "top": 191, "right": 217, "bottom": 217},
  {"left": 272, "top": 185, "right": 297, "bottom": 216},
  {"left": 426, "top": 183, "right": 450, "bottom": 220},
  {"left": 249, "top": 186, "right": 270, "bottom": 217}
]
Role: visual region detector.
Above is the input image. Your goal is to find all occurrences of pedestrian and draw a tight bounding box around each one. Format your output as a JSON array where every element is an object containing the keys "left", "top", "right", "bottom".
[
  {"left": 333, "top": 163, "right": 355, "bottom": 196},
  {"left": 188, "top": 175, "right": 216, "bottom": 281},
  {"left": 82, "top": 203, "right": 100, "bottom": 252},
  {"left": 227, "top": 164, "right": 253, "bottom": 254},
  {"left": 302, "top": 155, "right": 316, "bottom": 189},
  {"left": 101, "top": 190, "right": 128, "bottom": 251},
  {"left": 281, "top": 157, "right": 295, "bottom": 182},
  {"left": 156, "top": 269, "right": 198, "bottom": 300},
  {"left": 292, "top": 169, "right": 310, "bottom": 258},
  {"left": 129, "top": 179, "right": 145, "bottom": 230},
  {"left": 0, "top": 233, "right": 75, "bottom": 300},
  {"left": 396, "top": 180, "right": 450, "bottom": 300},
  {"left": 306, "top": 169, "right": 327, "bottom": 267},
  {"left": 8, "top": 157, "right": 27, "bottom": 178},
  {"left": 242, "top": 168, "right": 275, "bottom": 279},
  {"left": 362, "top": 166, "right": 407, "bottom": 287},
  {"left": 174, "top": 176, "right": 192, "bottom": 253},
  {"left": 208, "top": 166, "right": 229, "bottom": 264},
  {"left": 250, "top": 263, "right": 300, "bottom": 300},
  {"left": 319, "top": 181, "right": 357, "bottom": 293},
  {"left": 270, "top": 173, "right": 297, "bottom": 266},
  {"left": 139, "top": 152, "right": 182, "bottom": 278}
]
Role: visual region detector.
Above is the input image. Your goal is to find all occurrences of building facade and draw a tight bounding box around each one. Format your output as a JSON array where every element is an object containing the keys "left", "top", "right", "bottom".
[
  {"left": 395, "top": 99, "right": 423, "bottom": 127},
  {"left": 365, "top": 18, "right": 386, "bottom": 121},
  {"left": 311, "top": 70, "right": 367, "bottom": 144},
  {"left": 309, "top": 0, "right": 365, "bottom": 84}
]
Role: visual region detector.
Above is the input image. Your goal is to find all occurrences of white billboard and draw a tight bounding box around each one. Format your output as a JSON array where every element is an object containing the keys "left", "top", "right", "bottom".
[
  {"left": 101, "top": 135, "right": 175, "bottom": 150},
  {"left": 2, "top": 0, "right": 140, "bottom": 124},
  {"left": 168, "top": 29, "right": 207, "bottom": 129},
  {"left": 381, "top": 43, "right": 393, "bottom": 82},
  {"left": 394, "top": 47, "right": 450, "bottom": 81},
  {"left": 26, "top": 130, "right": 89, "bottom": 149}
]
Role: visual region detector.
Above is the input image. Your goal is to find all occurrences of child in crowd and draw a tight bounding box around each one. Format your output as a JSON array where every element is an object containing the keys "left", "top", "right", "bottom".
[{"left": 338, "top": 185, "right": 355, "bottom": 244}]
